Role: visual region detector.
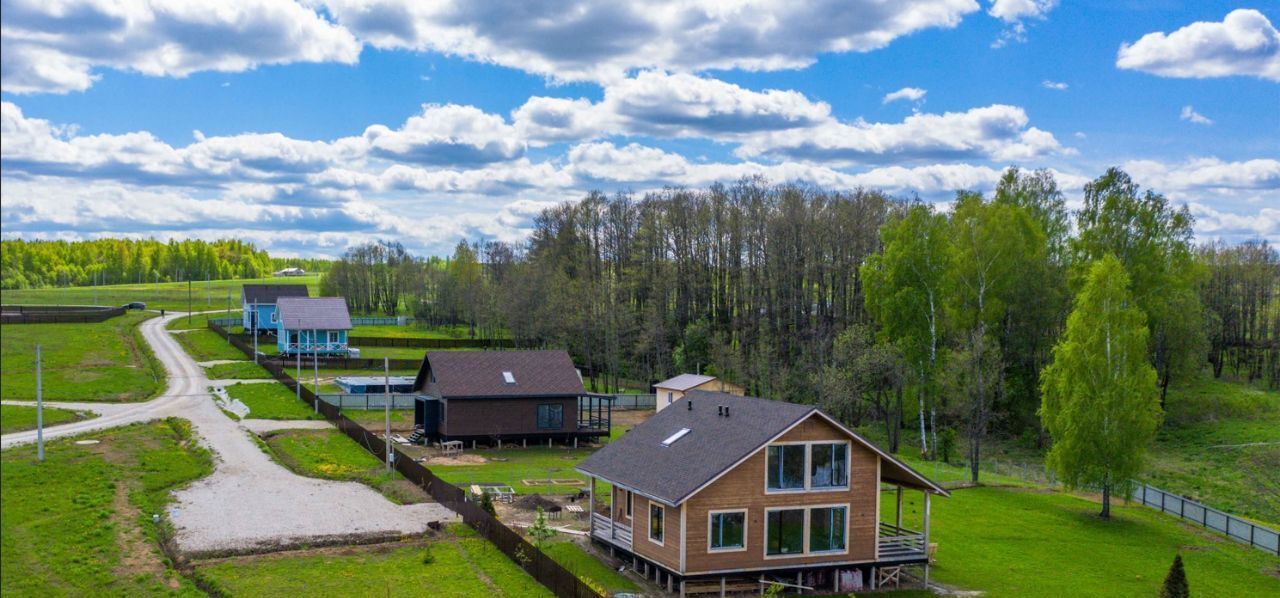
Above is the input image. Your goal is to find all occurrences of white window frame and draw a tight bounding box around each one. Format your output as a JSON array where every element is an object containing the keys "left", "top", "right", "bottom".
[
  {"left": 648, "top": 502, "right": 665, "bottom": 546},
  {"left": 763, "top": 440, "right": 852, "bottom": 495},
  {"left": 762, "top": 503, "right": 851, "bottom": 560},
  {"left": 707, "top": 509, "right": 748, "bottom": 553},
  {"left": 624, "top": 490, "right": 632, "bottom": 520},
  {"left": 269, "top": 310, "right": 278, "bottom": 323},
  {"left": 327, "top": 330, "right": 340, "bottom": 344}
]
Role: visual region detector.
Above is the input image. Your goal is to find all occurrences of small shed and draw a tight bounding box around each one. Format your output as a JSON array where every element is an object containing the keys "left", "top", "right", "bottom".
[
  {"left": 242, "top": 284, "right": 309, "bottom": 334},
  {"left": 275, "top": 297, "right": 353, "bottom": 356},
  {"left": 335, "top": 376, "right": 417, "bottom": 394},
  {"left": 653, "top": 373, "right": 745, "bottom": 412}
]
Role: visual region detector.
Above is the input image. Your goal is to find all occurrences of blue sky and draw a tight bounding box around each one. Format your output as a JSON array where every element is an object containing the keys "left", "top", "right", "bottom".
[{"left": 2, "top": 1, "right": 1277, "bottom": 256}]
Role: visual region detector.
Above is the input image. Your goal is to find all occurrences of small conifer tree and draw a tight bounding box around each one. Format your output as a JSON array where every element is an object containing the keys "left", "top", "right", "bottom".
[{"left": 1160, "top": 554, "right": 1189, "bottom": 598}]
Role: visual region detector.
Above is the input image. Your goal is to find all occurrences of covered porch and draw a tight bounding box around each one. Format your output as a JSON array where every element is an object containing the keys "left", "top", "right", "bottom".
[
  {"left": 584, "top": 476, "right": 633, "bottom": 551},
  {"left": 577, "top": 393, "right": 614, "bottom": 438}
]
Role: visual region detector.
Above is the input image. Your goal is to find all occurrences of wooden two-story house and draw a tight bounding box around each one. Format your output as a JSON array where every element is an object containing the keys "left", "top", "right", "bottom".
[{"left": 576, "top": 391, "right": 948, "bottom": 595}]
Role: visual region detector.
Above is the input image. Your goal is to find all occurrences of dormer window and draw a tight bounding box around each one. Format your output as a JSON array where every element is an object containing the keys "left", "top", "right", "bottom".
[{"left": 502, "top": 371, "right": 516, "bottom": 384}]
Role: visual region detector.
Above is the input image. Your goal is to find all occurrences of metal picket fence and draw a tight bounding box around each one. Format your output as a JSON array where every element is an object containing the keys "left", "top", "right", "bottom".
[
  {"left": 207, "top": 320, "right": 604, "bottom": 598},
  {"left": 1131, "top": 483, "right": 1279, "bottom": 556},
  {"left": 607, "top": 394, "right": 656, "bottom": 410},
  {"left": 317, "top": 393, "right": 418, "bottom": 410}
]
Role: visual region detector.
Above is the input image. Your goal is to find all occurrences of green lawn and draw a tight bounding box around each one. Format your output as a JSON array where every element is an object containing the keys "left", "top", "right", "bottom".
[
  {"left": 1, "top": 419, "right": 213, "bottom": 596},
  {"left": 429, "top": 427, "right": 628, "bottom": 496},
  {"left": 262, "top": 429, "right": 424, "bottom": 504},
  {"left": 341, "top": 409, "right": 417, "bottom": 428},
  {"left": 0, "top": 404, "right": 94, "bottom": 434},
  {"left": 0, "top": 312, "right": 163, "bottom": 402},
  {"left": 166, "top": 310, "right": 241, "bottom": 331},
  {"left": 3, "top": 275, "right": 320, "bottom": 313},
  {"left": 175, "top": 328, "right": 248, "bottom": 362},
  {"left": 350, "top": 345, "right": 431, "bottom": 360},
  {"left": 543, "top": 540, "right": 640, "bottom": 594},
  {"left": 203, "top": 360, "right": 271, "bottom": 380},
  {"left": 224, "top": 382, "right": 322, "bottom": 420},
  {"left": 350, "top": 324, "right": 502, "bottom": 339},
  {"left": 891, "top": 486, "right": 1279, "bottom": 597},
  {"left": 197, "top": 525, "right": 548, "bottom": 597}
]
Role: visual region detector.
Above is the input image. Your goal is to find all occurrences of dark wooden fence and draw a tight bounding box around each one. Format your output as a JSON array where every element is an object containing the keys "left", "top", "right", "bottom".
[
  {"left": 208, "top": 322, "right": 604, "bottom": 598},
  {"left": 1, "top": 304, "right": 126, "bottom": 324}
]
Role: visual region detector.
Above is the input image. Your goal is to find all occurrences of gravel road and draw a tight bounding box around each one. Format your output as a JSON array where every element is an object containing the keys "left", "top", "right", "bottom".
[{"left": 2, "top": 312, "right": 454, "bottom": 554}]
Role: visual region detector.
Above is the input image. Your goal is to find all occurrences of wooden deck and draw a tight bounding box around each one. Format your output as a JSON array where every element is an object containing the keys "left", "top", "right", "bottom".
[
  {"left": 590, "top": 512, "right": 633, "bottom": 550},
  {"left": 878, "top": 522, "right": 927, "bottom": 562}
]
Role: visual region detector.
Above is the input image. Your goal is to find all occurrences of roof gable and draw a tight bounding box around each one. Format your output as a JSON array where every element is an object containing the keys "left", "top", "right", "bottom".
[
  {"left": 242, "top": 284, "right": 309, "bottom": 304},
  {"left": 276, "top": 297, "right": 352, "bottom": 330},
  {"left": 417, "top": 350, "right": 585, "bottom": 399}
]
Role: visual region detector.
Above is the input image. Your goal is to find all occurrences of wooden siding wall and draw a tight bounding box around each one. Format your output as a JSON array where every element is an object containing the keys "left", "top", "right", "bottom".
[
  {"left": 439, "top": 397, "right": 578, "bottom": 437},
  {"left": 632, "top": 494, "right": 683, "bottom": 571},
  {"left": 681, "top": 415, "right": 879, "bottom": 575}
]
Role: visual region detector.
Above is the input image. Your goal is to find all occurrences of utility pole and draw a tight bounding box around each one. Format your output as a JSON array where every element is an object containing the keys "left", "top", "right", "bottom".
[
  {"left": 187, "top": 279, "right": 192, "bottom": 325},
  {"left": 207, "top": 273, "right": 211, "bottom": 306},
  {"left": 252, "top": 304, "right": 258, "bottom": 364},
  {"left": 384, "top": 357, "right": 392, "bottom": 471},
  {"left": 36, "top": 345, "right": 44, "bottom": 462},
  {"left": 313, "top": 332, "right": 319, "bottom": 415},
  {"left": 296, "top": 342, "right": 302, "bottom": 405}
]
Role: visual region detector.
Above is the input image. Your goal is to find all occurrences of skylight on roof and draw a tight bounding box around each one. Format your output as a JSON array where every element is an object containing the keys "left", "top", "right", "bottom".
[
  {"left": 502, "top": 371, "right": 516, "bottom": 384},
  {"left": 661, "top": 428, "right": 691, "bottom": 447}
]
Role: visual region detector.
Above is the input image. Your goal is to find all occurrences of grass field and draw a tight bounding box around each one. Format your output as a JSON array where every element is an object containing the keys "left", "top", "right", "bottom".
[
  {"left": 1, "top": 419, "right": 213, "bottom": 596},
  {"left": 0, "top": 312, "right": 163, "bottom": 402},
  {"left": 0, "top": 404, "right": 94, "bottom": 434},
  {"left": 196, "top": 525, "right": 549, "bottom": 597},
  {"left": 224, "top": 382, "right": 322, "bottom": 420},
  {"left": 543, "top": 540, "right": 640, "bottom": 594},
  {"left": 350, "top": 345, "right": 433, "bottom": 360},
  {"left": 350, "top": 324, "right": 501, "bottom": 339},
  {"left": 3, "top": 275, "right": 320, "bottom": 313},
  {"left": 175, "top": 328, "right": 249, "bottom": 362},
  {"left": 203, "top": 360, "right": 271, "bottom": 380},
  {"left": 427, "top": 427, "right": 627, "bottom": 496},
  {"left": 261, "top": 429, "right": 424, "bottom": 504},
  {"left": 341, "top": 409, "right": 417, "bottom": 428},
  {"left": 892, "top": 486, "right": 1279, "bottom": 597},
  {"left": 166, "top": 310, "right": 241, "bottom": 331}
]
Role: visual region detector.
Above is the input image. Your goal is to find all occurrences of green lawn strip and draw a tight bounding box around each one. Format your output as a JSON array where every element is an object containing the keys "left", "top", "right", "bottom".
[
  {"left": 429, "top": 446, "right": 596, "bottom": 495},
  {"left": 174, "top": 328, "right": 246, "bottom": 362},
  {"left": 350, "top": 345, "right": 434, "bottom": 360},
  {"left": 224, "top": 382, "right": 322, "bottom": 420},
  {"left": 543, "top": 540, "right": 639, "bottom": 594},
  {"left": 889, "top": 486, "right": 1280, "bottom": 597},
  {"left": 3, "top": 276, "right": 321, "bottom": 313},
  {"left": 261, "top": 428, "right": 423, "bottom": 504},
  {"left": 1, "top": 419, "right": 213, "bottom": 596},
  {"left": 0, "top": 404, "right": 94, "bottom": 434},
  {"left": 165, "top": 310, "right": 242, "bottom": 331},
  {"left": 202, "top": 360, "right": 271, "bottom": 380},
  {"left": 341, "top": 409, "right": 417, "bottom": 428},
  {"left": 196, "top": 529, "right": 549, "bottom": 597},
  {"left": 1, "top": 312, "right": 162, "bottom": 402}
]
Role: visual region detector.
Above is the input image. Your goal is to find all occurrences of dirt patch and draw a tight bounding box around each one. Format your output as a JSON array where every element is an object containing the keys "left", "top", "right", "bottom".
[
  {"left": 513, "top": 494, "right": 562, "bottom": 512},
  {"left": 111, "top": 483, "right": 177, "bottom": 587},
  {"left": 425, "top": 454, "right": 488, "bottom": 466}
]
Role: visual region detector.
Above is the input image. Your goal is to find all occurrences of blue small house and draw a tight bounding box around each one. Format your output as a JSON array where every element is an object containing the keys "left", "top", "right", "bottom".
[
  {"left": 242, "top": 284, "right": 309, "bottom": 334},
  {"left": 275, "top": 297, "right": 352, "bottom": 356}
]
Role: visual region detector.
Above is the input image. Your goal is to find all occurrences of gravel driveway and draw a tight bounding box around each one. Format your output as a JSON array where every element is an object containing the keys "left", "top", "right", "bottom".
[{"left": 3, "top": 312, "right": 454, "bottom": 554}]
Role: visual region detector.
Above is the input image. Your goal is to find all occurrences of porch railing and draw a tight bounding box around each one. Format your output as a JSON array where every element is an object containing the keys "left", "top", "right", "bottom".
[
  {"left": 878, "top": 522, "right": 926, "bottom": 560},
  {"left": 283, "top": 341, "right": 348, "bottom": 353},
  {"left": 590, "top": 512, "right": 633, "bottom": 548}
]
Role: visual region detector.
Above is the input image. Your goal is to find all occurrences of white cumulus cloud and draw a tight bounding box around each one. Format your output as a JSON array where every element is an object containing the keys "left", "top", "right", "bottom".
[
  {"left": 1117, "top": 9, "right": 1280, "bottom": 81},
  {"left": 1179, "top": 106, "right": 1214, "bottom": 126},
  {"left": 882, "top": 87, "right": 928, "bottom": 104}
]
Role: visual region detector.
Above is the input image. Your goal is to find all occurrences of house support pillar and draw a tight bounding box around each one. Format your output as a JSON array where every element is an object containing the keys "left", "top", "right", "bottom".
[
  {"left": 667, "top": 571, "right": 673, "bottom": 593},
  {"left": 923, "top": 491, "right": 932, "bottom": 589},
  {"left": 895, "top": 486, "right": 903, "bottom": 530}
]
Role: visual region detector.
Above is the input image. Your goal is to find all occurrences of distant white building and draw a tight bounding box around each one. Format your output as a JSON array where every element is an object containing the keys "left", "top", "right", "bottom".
[{"left": 274, "top": 267, "right": 307, "bottom": 277}]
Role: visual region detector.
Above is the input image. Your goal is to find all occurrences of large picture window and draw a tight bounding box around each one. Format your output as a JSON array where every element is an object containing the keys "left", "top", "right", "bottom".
[
  {"left": 766, "top": 445, "right": 806, "bottom": 490},
  {"left": 536, "top": 404, "right": 563, "bottom": 430},
  {"left": 709, "top": 511, "right": 746, "bottom": 551},
  {"left": 649, "top": 503, "right": 665, "bottom": 544},
  {"left": 765, "top": 509, "right": 805, "bottom": 555},
  {"left": 809, "top": 506, "right": 847, "bottom": 552},
  {"left": 810, "top": 443, "right": 848, "bottom": 488}
]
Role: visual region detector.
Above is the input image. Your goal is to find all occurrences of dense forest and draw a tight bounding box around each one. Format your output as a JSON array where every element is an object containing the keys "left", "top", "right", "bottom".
[
  {"left": 322, "top": 167, "right": 1279, "bottom": 464},
  {"left": 0, "top": 238, "right": 301, "bottom": 289}
]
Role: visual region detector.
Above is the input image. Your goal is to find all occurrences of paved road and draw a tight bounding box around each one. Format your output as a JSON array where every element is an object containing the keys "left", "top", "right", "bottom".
[{"left": 2, "top": 312, "right": 453, "bottom": 554}]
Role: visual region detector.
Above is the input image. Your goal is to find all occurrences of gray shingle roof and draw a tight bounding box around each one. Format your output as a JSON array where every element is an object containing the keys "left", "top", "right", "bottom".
[
  {"left": 275, "top": 297, "right": 352, "bottom": 330},
  {"left": 577, "top": 391, "right": 950, "bottom": 504},
  {"left": 654, "top": 373, "right": 718, "bottom": 391},
  {"left": 242, "top": 284, "right": 309, "bottom": 304},
  {"left": 577, "top": 391, "right": 813, "bottom": 505},
  {"left": 418, "top": 350, "right": 585, "bottom": 399}
]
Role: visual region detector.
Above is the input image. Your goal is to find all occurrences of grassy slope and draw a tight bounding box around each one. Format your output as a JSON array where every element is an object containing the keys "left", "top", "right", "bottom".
[
  {"left": 3, "top": 275, "right": 320, "bottom": 312},
  {"left": 225, "top": 383, "right": 322, "bottom": 420},
  {"left": 892, "top": 486, "right": 1279, "bottom": 597},
  {"left": 0, "top": 404, "right": 93, "bottom": 434},
  {"left": 174, "top": 328, "right": 247, "bottom": 362},
  {"left": 0, "top": 312, "right": 163, "bottom": 402},
  {"left": 341, "top": 409, "right": 416, "bottom": 428},
  {"left": 197, "top": 525, "right": 549, "bottom": 597},
  {"left": 1150, "top": 377, "right": 1280, "bottom": 524},
  {"left": 428, "top": 427, "right": 627, "bottom": 496},
  {"left": 1, "top": 419, "right": 213, "bottom": 596},
  {"left": 543, "top": 540, "right": 640, "bottom": 594},
  {"left": 203, "top": 360, "right": 271, "bottom": 380},
  {"left": 166, "top": 310, "right": 242, "bottom": 331},
  {"left": 261, "top": 428, "right": 423, "bottom": 504}
]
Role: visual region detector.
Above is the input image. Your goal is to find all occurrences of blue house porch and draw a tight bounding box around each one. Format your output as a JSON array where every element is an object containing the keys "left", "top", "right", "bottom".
[{"left": 275, "top": 296, "right": 353, "bottom": 356}]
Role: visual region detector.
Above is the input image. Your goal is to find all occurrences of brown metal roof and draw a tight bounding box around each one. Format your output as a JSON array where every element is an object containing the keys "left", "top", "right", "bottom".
[
  {"left": 417, "top": 350, "right": 586, "bottom": 399},
  {"left": 275, "top": 297, "right": 352, "bottom": 330},
  {"left": 242, "top": 284, "right": 309, "bottom": 304}
]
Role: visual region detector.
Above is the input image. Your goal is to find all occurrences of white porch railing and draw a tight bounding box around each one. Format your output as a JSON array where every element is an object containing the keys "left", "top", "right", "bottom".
[
  {"left": 283, "top": 341, "right": 348, "bottom": 352},
  {"left": 878, "top": 522, "right": 927, "bottom": 561},
  {"left": 590, "top": 512, "right": 633, "bottom": 549}
]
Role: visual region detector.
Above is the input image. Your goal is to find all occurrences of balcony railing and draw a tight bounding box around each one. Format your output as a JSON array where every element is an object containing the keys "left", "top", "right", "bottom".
[{"left": 878, "top": 522, "right": 927, "bottom": 561}]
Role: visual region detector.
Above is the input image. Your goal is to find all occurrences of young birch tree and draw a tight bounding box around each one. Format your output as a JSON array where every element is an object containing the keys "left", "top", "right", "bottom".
[{"left": 1040, "top": 255, "right": 1162, "bottom": 518}]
